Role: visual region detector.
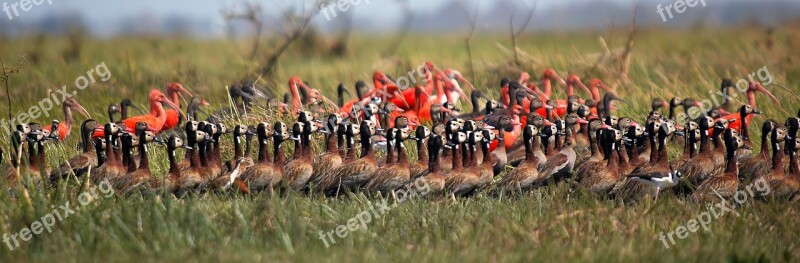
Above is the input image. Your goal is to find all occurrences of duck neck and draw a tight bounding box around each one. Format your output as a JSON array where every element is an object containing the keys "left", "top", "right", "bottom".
[
  {"left": 168, "top": 147, "right": 180, "bottom": 178},
  {"left": 397, "top": 139, "right": 408, "bottom": 165},
  {"left": 418, "top": 138, "right": 428, "bottom": 164},
  {"left": 759, "top": 129, "right": 770, "bottom": 158},
  {"left": 138, "top": 141, "right": 150, "bottom": 172},
  {"left": 428, "top": 136, "right": 441, "bottom": 173},
  {"left": 700, "top": 129, "right": 711, "bottom": 153},
  {"left": 524, "top": 134, "right": 533, "bottom": 161},
  {"left": 590, "top": 133, "right": 602, "bottom": 159},
  {"left": 233, "top": 135, "right": 243, "bottom": 159},
  {"left": 346, "top": 134, "right": 357, "bottom": 159},
  {"left": 105, "top": 134, "right": 115, "bottom": 164},
  {"left": 258, "top": 137, "right": 272, "bottom": 163},
  {"left": 725, "top": 145, "right": 739, "bottom": 175},
  {"left": 244, "top": 134, "right": 254, "bottom": 159},
  {"left": 199, "top": 142, "right": 209, "bottom": 167},
  {"left": 772, "top": 140, "right": 785, "bottom": 171},
  {"left": 326, "top": 132, "right": 338, "bottom": 154},
  {"left": 81, "top": 127, "right": 92, "bottom": 153},
  {"left": 657, "top": 133, "right": 669, "bottom": 164},
  {"left": 36, "top": 141, "right": 47, "bottom": 170},
  {"left": 481, "top": 140, "right": 491, "bottom": 164},
  {"left": 361, "top": 133, "right": 374, "bottom": 159},
  {"left": 293, "top": 138, "right": 303, "bottom": 159},
  {"left": 607, "top": 141, "right": 619, "bottom": 170},
  {"left": 451, "top": 144, "right": 462, "bottom": 170},
  {"left": 274, "top": 139, "right": 285, "bottom": 164}
]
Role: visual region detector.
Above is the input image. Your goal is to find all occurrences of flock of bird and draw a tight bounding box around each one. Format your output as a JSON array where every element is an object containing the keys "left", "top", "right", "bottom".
[{"left": 4, "top": 61, "right": 800, "bottom": 203}]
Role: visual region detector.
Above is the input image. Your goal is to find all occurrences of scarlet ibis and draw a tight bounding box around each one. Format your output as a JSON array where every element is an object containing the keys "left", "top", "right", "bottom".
[
  {"left": 287, "top": 76, "right": 337, "bottom": 114},
  {"left": 43, "top": 96, "right": 91, "bottom": 141},
  {"left": 716, "top": 81, "right": 780, "bottom": 131},
  {"left": 120, "top": 89, "right": 184, "bottom": 133},
  {"left": 440, "top": 69, "right": 474, "bottom": 105},
  {"left": 163, "top": 82, "right": 202, "bottom": 130}
]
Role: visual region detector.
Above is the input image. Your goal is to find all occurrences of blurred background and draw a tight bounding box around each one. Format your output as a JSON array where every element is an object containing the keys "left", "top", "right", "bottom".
[{"left": 1, "top": 0, "right": 799, "bottom": 37}]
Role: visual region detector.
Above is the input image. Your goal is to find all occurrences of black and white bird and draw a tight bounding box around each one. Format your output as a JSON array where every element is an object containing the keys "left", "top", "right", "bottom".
[{"left": 630, "top": 170, "right": 682, "bottom": 202}]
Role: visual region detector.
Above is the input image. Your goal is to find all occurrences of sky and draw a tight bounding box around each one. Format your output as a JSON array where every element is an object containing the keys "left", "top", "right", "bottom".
[{"left": 1, "top": 0, "right": 798, "bottom": 37}]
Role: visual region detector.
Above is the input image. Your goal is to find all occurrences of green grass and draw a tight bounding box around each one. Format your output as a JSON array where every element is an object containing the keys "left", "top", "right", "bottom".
[{"left": 1, "top": 27, "right": 800, "bottom": 262}]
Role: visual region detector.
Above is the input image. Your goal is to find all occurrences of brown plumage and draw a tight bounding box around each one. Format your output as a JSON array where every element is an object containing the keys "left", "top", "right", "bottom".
[
  {"left": 413, "top": 133, "right": 446, "bottom": 193},
  {"left": 367, "top": 128, "right": 412, "bottom": 193},
  {"left": 116, "top": 130, "right": 157, "bottom": 194},
  {"left": 680, "top": 116, "right": 721, "bottom": 186},
  {"left": 178, "top": 121, "right": 200, "bottom": 171},
  {"left": 309, "top": 114, "right": 344, "bottom": 189},
  {"left": 692, "top": 130, "right": 747, "bottom": 202},
  {"left": 476, "top": 128, "right": 499, "bottom": 191},
  {"left": 144, "top": 136, "right": 186, "bottom": 195},
  {"left": 93, "top": 123, "right": 126, "bottom": 185},
  {"left": 612, "top": 121, "right": 678, "bottom": 202},
  {"left": 578, "top": 127, "right": 623, "bottom": 195},
  {"left": 740, "top": 120, "right": 777, "bottom": 184},
  {"left": 764, "top": 118, "right": 800, "bottom": 198},
  {"left": 50, "top": 119, "right": 100, "bottom": 181},
  {"left": 574, "top": 119, "right": 607, "bottom": 181},
  {"left": 409, "top": 126, "right": 432, "bottom": 180},
  {"left": 752, "top": 125, "right": 788, "bottom": 184},
  {"left": 319, "top": 120, "right": 378, "bottom": 194},
  {"left": 495, "top": 125, "right": 540, "bottom": 193},
  {"left": 535, "top": 114, "right": 582, "bottom": 185},
  {"left": 241, "top": 122, "right": 288, "bottom": 193},
  {"left": 282, "top": 118, "right": 318, "bottom": 191},
  {"left": 444, "top": 129, "right": 481, "bottom": 197},
  {"left": 174, "top": 130, "right": 210, "bottom": 195}
]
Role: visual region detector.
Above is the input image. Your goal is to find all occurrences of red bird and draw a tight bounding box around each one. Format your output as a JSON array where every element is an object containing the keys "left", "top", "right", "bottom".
[
  {"left": 287, "top": 76, "right": 337, "bottom": 115},
  {"left": 162, "top": 82, "right": 199, "bottom": 130},
  {"left": 121, "top": 89, "right": 184, "bottom": 133},
  {"left": 43, "top": 96, "right": 91, "bottom": 141},
  {"left": 716, "top": 81, "right": 781, "bottom": 131}
]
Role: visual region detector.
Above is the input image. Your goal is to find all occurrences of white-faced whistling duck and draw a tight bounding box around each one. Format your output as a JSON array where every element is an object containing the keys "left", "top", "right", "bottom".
[
  {"left": 495, "top": 125, "right": 540, "bottom": 193},
  {"left": 50, "top": 119, "right": 100, "bottom": 182},
  {"left": 692, "top": 129, "right": 748, "bottom": 202},
  {"left": 241, "top": 122, "right": 289, "bottom": 194}
]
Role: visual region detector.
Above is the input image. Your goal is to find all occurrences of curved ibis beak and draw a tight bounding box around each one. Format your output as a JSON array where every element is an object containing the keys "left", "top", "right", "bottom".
[
  {"left": 576, "top": 80, "right": 591, "bottom": 95},
  {"left": 73, "top": 103, "right": 92, "bottom": 119},
  {"left": 552, "top": 72, "right": 567, "bottom": 86},
  {"left": 599, "top": 83, "right": 618, "bottom": 97},
  {"left": 161, "top": 98, "right": 185, "bottom": 121},
  {"left": 577, "top": 118, "right": 589, "bottom": 124},
  {"left": 757, "top": 83, "right": 782, "bottom": 110},
  {"left": 393, "top": 90, "right": 410, "bottom": 108}
]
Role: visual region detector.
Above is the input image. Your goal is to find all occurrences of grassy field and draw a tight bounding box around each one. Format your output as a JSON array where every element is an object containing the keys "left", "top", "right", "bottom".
[{"left": 1, "top": 27, "right": 800, "bottom": 262}]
